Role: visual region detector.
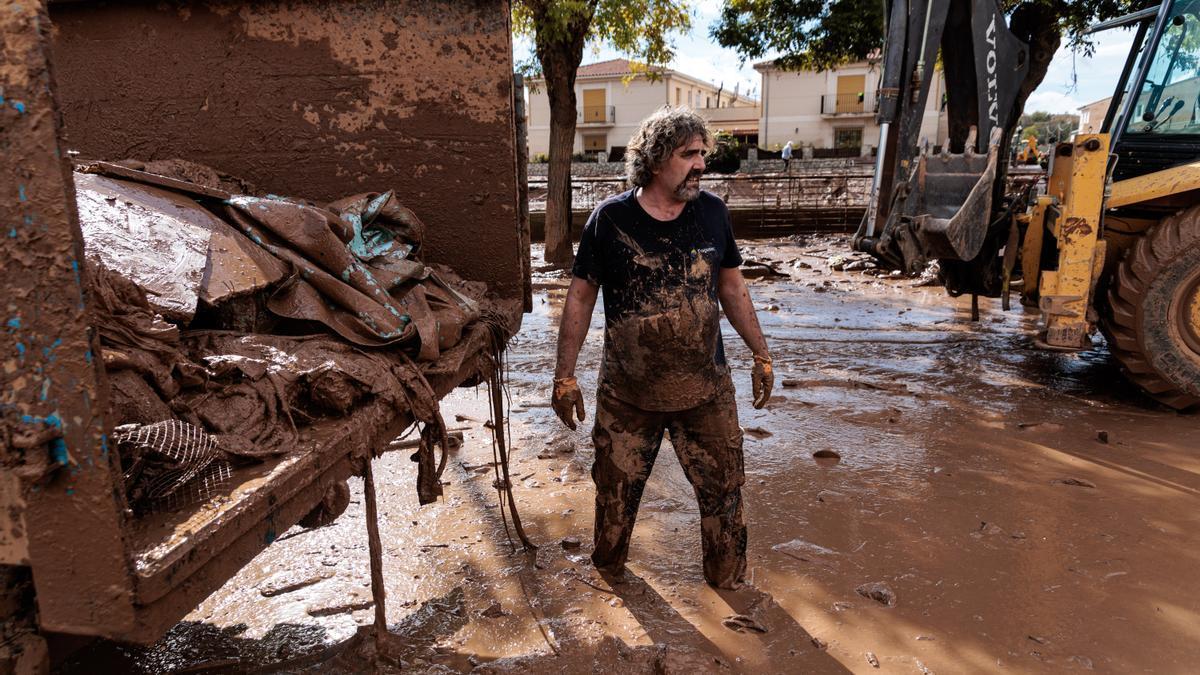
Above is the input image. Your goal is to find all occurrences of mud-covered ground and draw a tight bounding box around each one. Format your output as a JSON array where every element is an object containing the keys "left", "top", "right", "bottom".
[{"left": 69, "top": 236, "right": 1199, "bottom": 674}]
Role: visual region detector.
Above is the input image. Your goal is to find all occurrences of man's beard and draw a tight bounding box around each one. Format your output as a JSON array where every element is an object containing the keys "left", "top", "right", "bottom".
[{"left": 673, "top": 170, "right": 702, "bottom": 201}]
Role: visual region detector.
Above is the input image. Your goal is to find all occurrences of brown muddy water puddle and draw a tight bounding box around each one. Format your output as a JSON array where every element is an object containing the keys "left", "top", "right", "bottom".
[{"left": 66, "top": 237, "right": 1199, "bottom": 673}]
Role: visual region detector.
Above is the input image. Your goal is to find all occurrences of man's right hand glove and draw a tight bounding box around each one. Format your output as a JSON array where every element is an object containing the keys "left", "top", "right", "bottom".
[{"left": 551, "top": 376, "right": 586, "bottom": 430}]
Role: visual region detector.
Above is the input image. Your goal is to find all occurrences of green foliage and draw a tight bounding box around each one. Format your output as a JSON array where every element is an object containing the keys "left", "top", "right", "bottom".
[
  {"left": 711, "top": 0, "right": 1144, "bottom": 71},
  {"left": 1019, "top": 111, "right": 1081, "bottom": 143},
  {"left": 512, "top": 1, "right": 693, "bottom": 75},
  {"left": 706, "top": 131, "right": 741, "bottom": 174},
  {"left": 512, "top": 0, "right": 695, "bottom": 264},
  {"left": 711, "top": 0, "right": 884, "bottom": 70},
  {"left": 1048, "top": 1, "right": 1148, "bottom": 53},
  {"left": 531, "top": 152, "right": 550, "bottom": 163}
]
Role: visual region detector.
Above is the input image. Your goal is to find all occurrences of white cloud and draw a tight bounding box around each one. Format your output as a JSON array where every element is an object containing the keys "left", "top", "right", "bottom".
[
  {"left": 1024, "top": 90, "right": 1085, "bottom": 114},
  {"left": 1032, "top": 29, "right": 1136, "bottom": 113}
]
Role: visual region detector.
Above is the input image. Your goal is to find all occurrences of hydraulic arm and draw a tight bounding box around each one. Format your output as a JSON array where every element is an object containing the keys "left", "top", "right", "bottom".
[{"left": 856, "top": 0, "right": 1029, "bottom": 297}]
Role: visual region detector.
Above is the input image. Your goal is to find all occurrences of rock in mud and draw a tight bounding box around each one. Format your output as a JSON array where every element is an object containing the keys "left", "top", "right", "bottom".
[
  {"left": 1068, "top": 655, "right": 1095, "bottom": 670},
  {"left": 538, "top": 441, "right": 576, "bottom": 459},
  {"left": 812, "top": 449, "right": 841, "bottom": 466},
  {"left": 865, "top": 651, "right": 880, "bottom": 668},
  {"left": 817, "top": 490, "right": 847, "bottom": 504},
  {"left": 306, "top": 598, "right": 375, "bottom": 617},
  {"left": 589, "top": 635, "right": 730, "bottom": 674},
  {"left": 743, "top": 426, "right": 773, "bottom": 439},
  {"left": 560, "top": 462, "right": 588, "bottom": 483},
  {"left": 972, "top": 522, "right": 1005, "bottom": 538},
  {"left": 772, "top": 538, "right": 836, "bottom": 563},
  {"left": 479, "top": 602, "right": 508, "bottom": 618},
  {"left": 561, "top": 536, "right": 582, "bottom": 550},
  {"left": 721, "top": 613, "right": 768, "bottom": 633},
  {"left": 258, "top": 569, "right": 333, "bottom": 597},
  {"left": 855, "top": 581, "right": 897, "bottom": 607},
  {"left": 1052, "top": 477, "right": 1097, "bottom": 489}
]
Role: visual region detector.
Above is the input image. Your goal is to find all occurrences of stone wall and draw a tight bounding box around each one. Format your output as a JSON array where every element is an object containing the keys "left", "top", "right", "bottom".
[{"left": 527, "top": 156, "right": 872, "bottom": 178}]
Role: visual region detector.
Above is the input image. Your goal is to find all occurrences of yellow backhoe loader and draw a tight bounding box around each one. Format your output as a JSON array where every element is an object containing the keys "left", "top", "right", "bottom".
[
  {"left": 1014, "top": 135, "right": 1041, "bottom": 165},
  {"left": 856, "top": 0, "right": 1200, "bottom": 409}
]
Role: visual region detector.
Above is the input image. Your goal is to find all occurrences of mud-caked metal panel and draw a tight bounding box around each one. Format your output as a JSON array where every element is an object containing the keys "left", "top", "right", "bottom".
[
  {"left": 49, "top": 0, "right": 524, "bottom": 301},
  {"left": 1040, "top": 135, "right": 1111, "bottom": 348},
  {"left": 0, "top": 1, "right": 134, "bottom": 635}
]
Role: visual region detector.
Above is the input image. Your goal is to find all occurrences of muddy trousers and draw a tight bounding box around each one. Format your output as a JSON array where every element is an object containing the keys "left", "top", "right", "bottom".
[{"left": 590, "top": 381, "right": 747, "bottom": 588}]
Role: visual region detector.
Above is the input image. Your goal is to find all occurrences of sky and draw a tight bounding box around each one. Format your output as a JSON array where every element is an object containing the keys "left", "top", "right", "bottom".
[
  {"left": 1026, "top": 29, "right": 1138, "bottom": 113},
  {"left": 512, "top": 1, "right": 1142, "bottom": 115}
]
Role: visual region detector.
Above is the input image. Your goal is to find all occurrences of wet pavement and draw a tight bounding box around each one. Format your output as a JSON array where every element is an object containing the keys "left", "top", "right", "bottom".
[{"left": 67, "top": 236, "right": 1199, "bottom": 673}]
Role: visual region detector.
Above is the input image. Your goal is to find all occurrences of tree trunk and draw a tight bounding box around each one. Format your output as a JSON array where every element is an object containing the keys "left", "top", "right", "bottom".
[
  {"left": 532, "top": 4, "right": 593, "bottom": 267},
  {"left": 543, "top": 61, "right": 579, "bottom": 266},
  {"left": 1008, "top": 2, "right": 1062, "bottom": 135}
]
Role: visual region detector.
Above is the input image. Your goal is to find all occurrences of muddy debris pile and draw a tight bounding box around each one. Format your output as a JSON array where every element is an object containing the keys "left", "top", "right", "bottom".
[{"left": 76, "top": 160, "right": 496, "bottom": 514}]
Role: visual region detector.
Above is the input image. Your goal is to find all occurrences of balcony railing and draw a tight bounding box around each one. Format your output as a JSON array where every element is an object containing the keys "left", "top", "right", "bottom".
[
  {"left": 820, "top": 92, "right": 876, "bottom": 116},
  {"left": 578, "top": 105, "right": 615, "bottom": 125}
]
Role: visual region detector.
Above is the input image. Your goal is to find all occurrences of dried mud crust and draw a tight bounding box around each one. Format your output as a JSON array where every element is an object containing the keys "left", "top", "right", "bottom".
[{"left": 1102, "top": 206, "right": 1200, "bottom": 410}]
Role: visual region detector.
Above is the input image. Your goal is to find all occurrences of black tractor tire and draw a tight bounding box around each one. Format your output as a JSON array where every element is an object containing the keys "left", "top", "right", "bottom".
[{"left": 1102, "top": 206, "right": 1200, "bottom": 410}]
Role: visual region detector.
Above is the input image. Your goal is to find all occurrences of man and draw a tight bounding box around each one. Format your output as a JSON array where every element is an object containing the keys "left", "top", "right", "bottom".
[
  {"left": 550, "top": 107, "right": 773, "bottom": 589},
  {"left": 781, "top": 140, "right": 793, "bottom": 173}
]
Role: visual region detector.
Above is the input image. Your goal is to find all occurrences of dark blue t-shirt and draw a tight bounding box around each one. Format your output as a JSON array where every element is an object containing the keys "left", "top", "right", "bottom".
[{"left": 572, "top": 189, "right": 743, "bottom": 411}]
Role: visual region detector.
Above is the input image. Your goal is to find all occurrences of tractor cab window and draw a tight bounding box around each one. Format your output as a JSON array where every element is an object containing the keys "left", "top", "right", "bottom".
[{"left": 1126, "top": 0, "right": 1200, "bottom": 134}]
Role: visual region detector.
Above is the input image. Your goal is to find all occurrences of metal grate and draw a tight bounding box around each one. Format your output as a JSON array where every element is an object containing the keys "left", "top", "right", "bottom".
[{"left": 118, "top": 420, "right": 232, "bottom": 512}]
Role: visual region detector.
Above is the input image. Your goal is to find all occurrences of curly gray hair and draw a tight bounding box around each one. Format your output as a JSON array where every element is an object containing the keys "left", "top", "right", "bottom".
[{"left": 625, "top": 107, "right": 711, "bottom": 188}]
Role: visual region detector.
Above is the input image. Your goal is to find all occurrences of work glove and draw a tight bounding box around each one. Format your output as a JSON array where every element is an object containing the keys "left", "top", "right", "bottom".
[
  {"left": 551, "top": 376, "right": 586, "bottom": 430},
  {"left": 751, "top": 353, "right": 774, "bottom": 409}
]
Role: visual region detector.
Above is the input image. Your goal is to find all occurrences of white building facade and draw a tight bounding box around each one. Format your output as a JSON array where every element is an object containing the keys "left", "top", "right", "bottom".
[
  {"left": 525, "top": 59, "right": 758, "bottom": 159},
  {"left": 755, "top": 59, "right": 947, "bottom": 155}
]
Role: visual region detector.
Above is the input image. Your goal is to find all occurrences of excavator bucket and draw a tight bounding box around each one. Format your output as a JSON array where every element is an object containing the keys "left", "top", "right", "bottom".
[
  {"left": 864, "top": 128, "right": 1003, "bottom": 273},
  {"left": 902, "top": 130, "right": 1001, "bottom": 263},
  {"left": 857, "top": 0, "right": 1029, "bottom": 289}
]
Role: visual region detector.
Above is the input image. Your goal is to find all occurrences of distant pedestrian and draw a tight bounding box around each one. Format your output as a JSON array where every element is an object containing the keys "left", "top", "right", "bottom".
[{"left": 781, "top": 141, "right": 793, "bottom": 172}]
